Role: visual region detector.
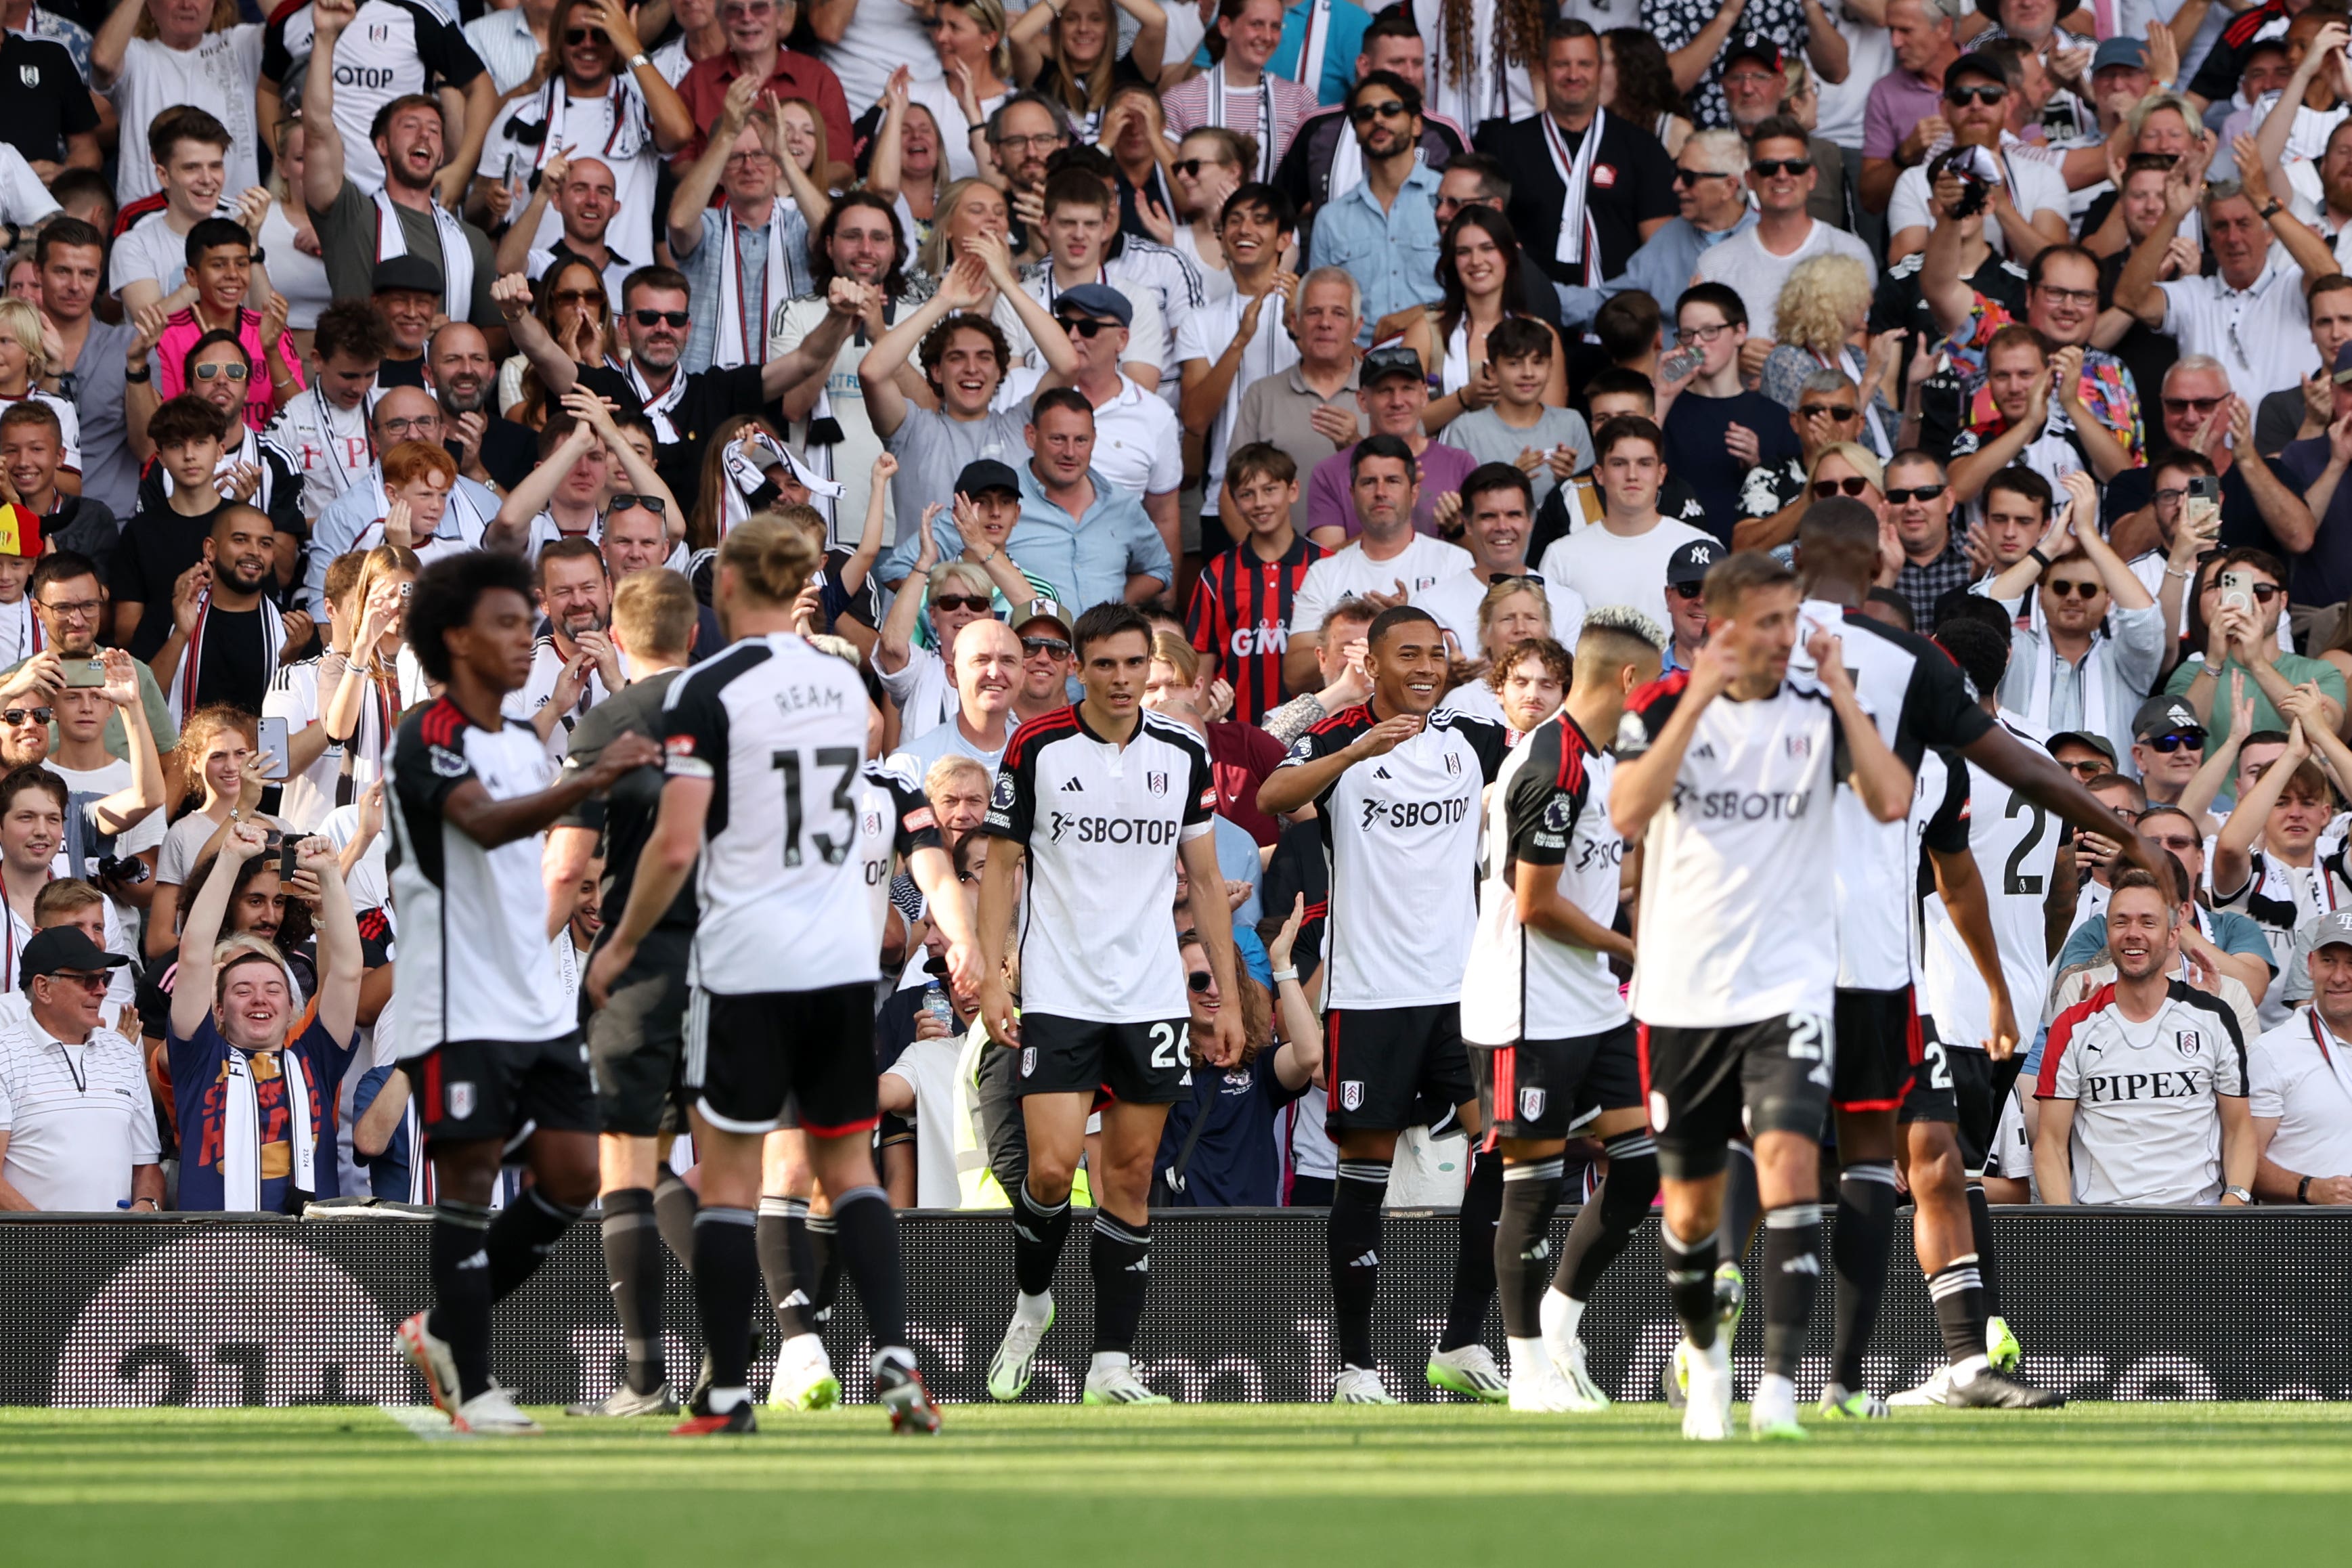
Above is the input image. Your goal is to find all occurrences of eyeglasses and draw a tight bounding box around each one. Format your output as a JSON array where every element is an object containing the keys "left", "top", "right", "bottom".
[
  {"left": 609, "top": 492, "right": 667, "bottom": 514},
  {"left": 1668, "top": 582, "right": 1706, "bottom": 601},
  {"left": 0, "top": 707, "right": 52, "bottom": 726},
  {"left": 1676, "top": 321, "right": 1734, "bottom": 345},
  {"left": 2045, "top": 579, "right": 2105, "bottom": 599},
  {"left": 1800, "top": 404, "right": 1857, "bottom": 421},
  {"left": 1672, "top": 167, "right": 1734, "bottom": 186},
  {"left": 993, "top": 132, "right": 1068, "bottom": 151},
  {"left": 723, "top": 149, "right": 776, "bottom": 167},
  {"left": 930, "top": 594, "right": 992, "bottom": 614},
  {"left": 1750, "top": 158, "right": 1811, "bottom": 179},
  {"left": 378, "top": 414, "right": 439, "bottom": 437},
  {"left": 1489, "top": 571, "right": 1544, "bottom": 586},
  {"left": 1021, "top": 636, "right": 1071, "bottom": 657},
  {"left": 2033, "top": 284, "right": 2100, "bottom": 307},
  {"left": 1185, "top": 970, "right": 1215, "bottom": 994},
  {"left": 193, "top": 363, "right": 249, "bottom": 382},
  {"left": 1944, "top": 83, "right": 2007, "bottom": 105},
  {"left": 1055, "top": 315, "right": 1114, "bottom": 337},
  {"left": 2141, "top": 731, "right": 2206, "bottom": 753},
  {"left": 1722, "top": 69, "right": 1779, "bottom": 87},
  {"left": 2146, "top": 833, "right": 2202, "bottom": 853},
  {"left": 1173, "top": 158, "right": 1228, "bottom": 179},
  {"left": 1349, "top": 100, "right": 1409, "bottom": 123},
  {"left": 37, "top": 596, "right": 99, "bottom": 619},
  {"left": 2162, "top": 395, "right": 2227, "bottom": 414},
  {"left": 1884, "top": 483, "right": 1946, "bottom": 504},
  {"left": 632, "top": 309, "right": 692, "bottom": 328},
  {"left": 38, "top": 970, "right": 109, "bottom": 993},
  {"left": 549, "top": 288, "right": 602, "bottom": 307},
  {"left": 1812, "top": 476, "right": 1874, "bottom": 498}
]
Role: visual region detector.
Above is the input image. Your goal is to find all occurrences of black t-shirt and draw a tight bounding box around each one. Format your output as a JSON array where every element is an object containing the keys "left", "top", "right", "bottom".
[
  {"left": 463, "top": 415, "right": 538, "bottom": 494},
  {"left": 1871, "top": 251, "right": 2027, "bottom": 388},
  {"left": 1662, "top": 389, "right": 1804, "bottom": 545},
  {"left": 1477, "top": 112, "right": 1679, "bottom": 289},
  {"left": 191, "top": 603, "right": 269, "bottom": 714},
  {"left": 1154, "top": 1049, "right": 1307, "bottom": 1208},
  {"left": 578, "top": 362, "right": 766, "bottom": 519},
  {"left": 377, "top": 356, "right": 427, "bottom": 391},
  {"left": 555, "top": 667, "right": 693, "bottom": 934},
  {"left": 110, "top": 502, "right": 220, "bottom": 659},
  {"left": 1259, "top": 818, "right": 1328, "bottom": 976},
  {"left": 0, "top": 35, "right": 98, "bottom": 167}
]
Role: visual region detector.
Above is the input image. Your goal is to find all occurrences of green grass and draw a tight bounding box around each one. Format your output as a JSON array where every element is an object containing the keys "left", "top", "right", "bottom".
[{"left": 5, "top": 1402, "right": 2351, "bottom": 1566}]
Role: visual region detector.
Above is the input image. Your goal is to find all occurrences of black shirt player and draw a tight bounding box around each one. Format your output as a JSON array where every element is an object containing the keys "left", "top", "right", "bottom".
[
  {"left": 387, "top": 549, "right": 661, "bottom": 1437},
  {"left": 589, "top": 515, "right": 962, "bottom": 1437}
]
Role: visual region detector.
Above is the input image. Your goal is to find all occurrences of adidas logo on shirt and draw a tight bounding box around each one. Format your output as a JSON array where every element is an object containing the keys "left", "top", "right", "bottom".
[{"left": 1061, "top": 777, "right": 1085, "bottom": 792}]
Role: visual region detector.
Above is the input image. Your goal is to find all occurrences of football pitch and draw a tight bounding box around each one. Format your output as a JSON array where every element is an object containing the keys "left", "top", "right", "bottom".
[{"left": 4, "top": 1402, "right": 2349, "bottom": 1567}]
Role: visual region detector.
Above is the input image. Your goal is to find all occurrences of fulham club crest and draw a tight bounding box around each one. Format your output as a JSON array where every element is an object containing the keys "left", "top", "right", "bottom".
[
  {"left": 1519, "top": 1087, "right": 1547, "bottom": 1122},
  {"left": 2179, "top": 1030, "right": 2200, "bottom": 1058},
  {"left": 1020, "top": 1047, "right": 1037, "bottom": 1078},
  {"left": 447, "top": 1081, "right": 477, "bottom": 1119},
  {"left": 1147, "top": 770, "right": 1169, "bottom": 796},
  {"left": 1341, "top": 1080, "right": 1365, "bottom": 1110}
]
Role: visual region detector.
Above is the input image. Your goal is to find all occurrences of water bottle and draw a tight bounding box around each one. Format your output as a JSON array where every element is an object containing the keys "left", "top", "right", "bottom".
[{"left": 921, "top": 980, "right": 956, "bottom": 1037}]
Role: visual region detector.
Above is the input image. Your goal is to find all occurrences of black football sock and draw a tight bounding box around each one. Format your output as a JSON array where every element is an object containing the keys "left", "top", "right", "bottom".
[
  {"left": 485, "top": 1186, "right": 582, "bottom": 1303},
  {"left": 599, "top": 1187, "right": 667, "bottom": 1393},
  {"left": 1928, "top": 1253, "right": 1989, "bottom": 1368},
  {"left": 756, "top": 1195, "right": 820, "bottom": 1338},
  {"left": 829, "top": 1185, "right": 909, "bottom": 1350},
  {"left": 1089, "top": 1211, "right": 1153, "bottom": 1355},
  {"left": 1965, "top": 1182, "right": 2003, "bottom": 1322},
  {"left": 428, "top": 1198, "right": 494, "bottom": 1402},
  {"left": 1011, "top": 1178, "right": 1074, "bottom": 1299},
  {"left": 1554, "top": 1130, "right": 1661, "bottom": 1302},
  {"left": 1830, "top": 1160, "right": 1898, "bottom": 1391},
  {"left": 691, "top": 1206, "right": 759, "bottom": 1400},
  {"left": 1437, "top": 1145, "right": 1503, "bottom": 1351},
  {"left": 1760, "top": 1202, "right": 1824, "bottom": 1381},
  {"left": 807, "top": 1211, "right": 842, "bottom": 1326},
  {"left": 1716, "top": 1140, "right": 1760, "bottom": 1265},
  {"left": 1495, "top": 1158, "right": 1564, "bottom": 1341},
  {"left": 653, "top": 1169, "right": 699, "bottom": 1275},
  {"left": 1661, "top": 1221, "right": 1720, "bottom": 1349},
  {"left": 1329, "top": 1158, "right": 1389, "bottom": 1369}
]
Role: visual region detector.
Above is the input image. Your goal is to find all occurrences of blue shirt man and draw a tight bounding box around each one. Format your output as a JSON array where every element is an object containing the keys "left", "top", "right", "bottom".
[
  {"left": 905, "top": 439, "right": 1171, "bottom": 615},
  {"left": 1303, "top": 73, "right": 1444, "bottom": 343}
]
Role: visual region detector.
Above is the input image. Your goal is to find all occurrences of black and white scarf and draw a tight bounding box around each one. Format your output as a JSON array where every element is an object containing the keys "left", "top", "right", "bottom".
[
  {"left": 221, "top": 1043, "right": 317, "bottom": 1213},
  {"left": 372, "top": 190, "right": 475, "bottom": 324},
  {"left": 1207, "top": 62, "right": 1278, "bottom": 180},
  {"left": 624, "top": 360, "right": 691, "bottom": 445},
  {"left": 170, "top": 588, "right": 286, "bottom": 725},
  {"left": 1539, "top": 108, "right": 1607, "bottom": 271},
  {"left": 713, "top": 200, "right": 806, "bottom": 370}
]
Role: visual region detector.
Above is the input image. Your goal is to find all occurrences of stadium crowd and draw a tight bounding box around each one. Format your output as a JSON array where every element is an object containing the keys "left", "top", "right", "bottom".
[{"left": 2, "top": 0, "right": 2352, "bottom": 1425}]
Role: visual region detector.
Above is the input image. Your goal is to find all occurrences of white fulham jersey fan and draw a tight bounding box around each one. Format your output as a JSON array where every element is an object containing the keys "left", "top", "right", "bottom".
[{"left": 1462, "top": 710, "right": 1628, "bottom": 1047}]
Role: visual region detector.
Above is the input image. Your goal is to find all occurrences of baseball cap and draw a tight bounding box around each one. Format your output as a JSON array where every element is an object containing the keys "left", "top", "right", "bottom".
[
  {"left": 1361, "top": 345, "right": 1423, "bottom": 386},
  {"left": 2047, "top": 731, "right": 2118, "bottom": 767},
  {"left": 2332, "top": 341, "right": 2352, "bottom": 384},
  {"left": 1053, "top": 282, "right": 1132, "bottom": 327},
  {"left": 18, "top": 925, "right": 129, "bottom": 991},
  {"left": 1011, "top": 596, "right": 1073, "bottom": 641},
  {"left": 955, "top": 458, "right": 1023, "bottom": 500},
  {"left": 2090, "top": 37, "right": 2146, "bottom": 75},
  {"left": 0, "top": 503, "right": 42, "bottom": 559},
  {"left": 1724, "top": 30, "right": 1782, "bottom": 71},
  {"left": 2131, "top": 695, "right": 2205, "bottom": 741},
  {"left": 2312, "top": 910, "right": 2352, "bottom": 953},
  {"left": 370, "top": 254, "right": 442, "bottom": 297},
  {"left": 1665, "top": 538, "right": 1722, "bottom": 588},
  {"left": 1945, "top": 50, "right": 2009, "bottom": 91}
]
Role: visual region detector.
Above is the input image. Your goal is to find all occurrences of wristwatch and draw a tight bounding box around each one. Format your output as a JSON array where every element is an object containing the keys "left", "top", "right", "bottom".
[
  {"left": 124, "top": 364, "right": 151, "bottom": 384},
  {"left": 626, "top": 51, "right": 650, "bottom": 70},
  {"left": 2226, "top": 1185, "right": 2254, "bottom": 1204},
  {"left": 2261, "top": 200, "right": 2285, "bottom": 221},
  {"left": 1269, "top": 967, "right": 1299, "bottom": 984},
  {"left": 2299, "top": 1173, "right": 2314, "bottom": 1204}
]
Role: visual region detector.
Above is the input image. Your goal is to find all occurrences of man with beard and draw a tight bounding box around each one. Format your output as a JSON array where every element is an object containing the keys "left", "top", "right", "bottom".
[
  {"left": 146, "top": 504, "right": 296, "bottom": 718},
  {"left": 1305, "top": 73, "right": 1443, "bottom": 341},
  {"left": 1273, "top": 12, "right": 1465, "bottom": 223},
  {"left": 426, "top": 323, "right": 533, "bottom": 494},
  {"left": 259, "top": 0, "right": 494, "bottom": 198},
  {"left": 301, "top": 0, "right": 504, "bottom": 339},
  {"left": 33, "top": 221, "right": 137, "bottom": 519},
  {"left": 496, "top": 154, "right": 637, "bottom": 312},
  {"left": 507, "top": 537, "right": 622, "bottom": 758},
  {"left": 508, "top": 264, "right": 868, "bottom": 522}
]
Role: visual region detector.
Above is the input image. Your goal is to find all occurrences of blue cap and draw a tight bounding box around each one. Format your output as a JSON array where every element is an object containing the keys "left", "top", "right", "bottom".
[
  {"left": 1053, "top": 282, "right": 1132, "bottom": 327},
  {"left": 2091, "top": 37, "right": 2146, "bottom": 75}
]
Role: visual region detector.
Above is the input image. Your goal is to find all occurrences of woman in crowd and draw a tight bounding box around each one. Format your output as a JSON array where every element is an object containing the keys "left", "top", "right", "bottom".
[
  {"left": 146, "top": 705, "right": 286, "bottom": 961},
  {"left": 1010, "top": 0, "right": 1169, "bottom": 140},
  {"left": 912, "top": 0, "right": 1018, "bottom": 182},
  {"left": 320, "top": 544, "right": 422, "bottom": 796},
  {"left": 1410, "top": 208, "right": 1564, "bottom": 431},
  {"left": 0, "top": 299, "right": 80, "bottom": 483},
  {"left": 1442, "top": 580, "right": 1556, "bottom": 728},
  {"left": 3, "top": 255, "right": 37, "bottom": 305},
  {"left": 1762, "top": 255, "right": 1902, "bottom": 459},
  {"left": 1167, "top": 127, "right": 1250, "bottom": 303},
  {"left": 777, "top": 97, "right": 854, "bottom": 197},
  {"left": 1102, "top": 81, "right": 1179, "bottom": 242},
  {"left": 869, "top": 68, "right": 951, "bottom": 253},
  {"left": 260, "top": 116, "right": 332, "bottom": 363},
  {"left": 1603, "top": 29, "right": 1693, "bottom": 158},
  {"left": 500, "top": 261, "right": 614, "bottom": 427}
]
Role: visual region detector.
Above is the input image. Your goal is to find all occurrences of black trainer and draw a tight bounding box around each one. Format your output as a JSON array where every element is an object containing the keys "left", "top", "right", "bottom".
[{"left": 1948, "top": 1369, "right": 2065, "bottom": 1410}]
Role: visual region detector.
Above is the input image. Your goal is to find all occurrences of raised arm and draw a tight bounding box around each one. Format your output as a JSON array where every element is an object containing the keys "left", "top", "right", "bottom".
[
  {"left": 91, "top": 0, "right": 144, "bottom": 94},
  {"left": 494, "top": 148, "right": 567, "bottom": 278},
  {"left": 861, "top": 260, "right": 982, "bottom": 435},
  {"left": 1181, "top": 275, "right": 1282, "bottom": 434},
  {"left": 867, "top": 68, "right": 911, "bottom": 200},
  {"left": 668, "top": 76, "right": 758, "bottom": 259},
  {"left": 563, "top": 385, "right": 681, "bottom": 525},
  {"left": 87, "top": 649, "right": 165, "bottom": 833},
  {"left": 496, "top": 416, "right": 599, "bottom": 532},
  {"left": 760, "top": 276, "right": 867, "bottom": 403},
  {"left": 2213, "top": 718, "right": 2306, "bottom": 898},
  {"left": 2114, "top": 154, "right": 2200, "bottom": 330},
  {"left": 170, "top": 819, "right": 270, "bottom": 1040},
  {"left": 2236, "top": 135, "right": 2339, "bottom": 289},
  {"left": 967, "top": 229, "right": 1079, "bottom": 380},
  {"left": 298, "top": 833, "right": 364, "bottom": 1045},
  {"left": 493, "top": 271, "right": 581, "bottom": 395},
  {"left": 876, "top": 504, "right": 942, "bottom": 675},
  {"left": 1668, "top": 0, "right": 1750, "bottom": 92},
  {"left": 302, "top": 0, "right": 357, "bottom": 213}
]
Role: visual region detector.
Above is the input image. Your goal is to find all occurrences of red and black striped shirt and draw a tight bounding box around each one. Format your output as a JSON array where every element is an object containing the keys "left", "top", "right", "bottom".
[{"left": 1186, "top": 533, "right": 1326, "bottom": 724}]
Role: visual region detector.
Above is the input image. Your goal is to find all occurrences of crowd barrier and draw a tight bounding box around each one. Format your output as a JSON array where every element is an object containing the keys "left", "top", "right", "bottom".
[{"left": 3, "top": 1208, "right": 2345, "bottom": 1408}]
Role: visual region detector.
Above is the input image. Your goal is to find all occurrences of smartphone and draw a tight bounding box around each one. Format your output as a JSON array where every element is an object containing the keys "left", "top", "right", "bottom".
[
  {"left": 1658, "top": 345, "right": 1703, "bottom": 383},
  {"left": 399, "top": 582, "right": 412, "bottom": 601},
  {"left": 61, "top": 658, "right": 106, "bottom": 689},
  {"left": 2186, "top": 475, "right": 2221, "bottom": 504},
  {"left": 278, "top": 839, "right": 302, "bottom": 879},
  {"left": 256, "top": 716, "right": 289, "bottom": 781},
  {"left": 2219, "top": 567, "right": 2255, "bottom": 618}
]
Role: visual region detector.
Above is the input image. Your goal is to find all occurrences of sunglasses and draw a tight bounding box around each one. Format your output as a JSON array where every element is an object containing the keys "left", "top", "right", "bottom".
[
  {"left": 2141, "top": 731, "right": 2206, "bottom": 753},
  {"left": 1751, "top": 158, "right": 1810, "bottom": 179},
  {"left": 1173, "top": 158, "right": 1224, "bottom": 178},
  {"left": 1672, "top": 167, "right": 1734, "bottom": 186},
  {"left": 2146, "top": 833, "right": 2202, "bottom": 853},
  {"left": 1055, "top": 315, "right": 1114, "bottom": 337},
  {"left": 38, "top": 970, "right": 110, "bottom": 993},
  {"left": 0, "top": 706, "right": 53, "bottom": 725},
  {"left": 1884, "top": 483, "right": 1946, "bottom": 504},
  {"left": 563, "top": 26, "right": 603, "bottom": 43},
  {"left": 194, "top": 363, "right": 249, "bottom": 382},
  {"left": 2162, "top": 395, "right": 2227, "bottom": 414},
  {"left": 1944, "top": 83, "right": 2007, "bottom": 104},
  {"left": 931, "top": 594, "right": 992, "bottom": 614},
  {"left": 1021, "top": 636, "right": 1071, "bottom": 656},
  {"left": 1488, "top": 571, "right": 1545, "bottom": 586},
  {"left": 632, "top": 309, "right": 691, "bottom": 328},
  {"left": 1349, "top": 100, "right": 1409, "bottom": 123},
  {"left": 550, "top": 288, "right": 602, "bottom": 307},
  {"left": 1186, "top": 970, "right": 1215, "bottom": 993},
  {"left": 1668, "top": 582, "right": 1706, "bottom": 601},
  {"left": 1812, "top": 476, "right": 1874, "bottom": 498},
  {"left": 2231, "top": 580, "right": 2284, "bottom": 602},
  {"left": 2045, "top": 579, "right": 2105, "bottom": 599},
  {"left": 609, "top": 492, "right": 667, "bottom": 514},
  {"left": 1800, "top": 404, "right": 1857, "bottom": 422},
  {"left": 2061, "top": 758, "right": 2107, "bottom": 775}
]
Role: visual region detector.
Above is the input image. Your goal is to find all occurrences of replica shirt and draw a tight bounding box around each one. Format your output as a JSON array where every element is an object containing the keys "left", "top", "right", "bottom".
[
  {"left": 1461, "top": 710, "right": 1627, "bottom": 1046},
  {"left": 1619, "top": 673, "right": 1849, "bottom": 1029},
  {"left": 1922, "top": 717, "right": 2060, "bottom": 1053},
  {"left": 1280, "top": 703, "right": 1508, "bottom": 1009},
  {"left": 1185, "top": 535, "right": 1327, "bottom": 725},
  {"left": 263, "top": 0, "right": 486, "bottom": 192},
  {"left": 857, "top": 760, "right": 938, "bottom": 951},
  {"left": 386, "top": 697, "right": 569, "bottom": 1055},
  {"left": 979, "top": 706, "right": 1217, "bottom": 1024},
  {"left": 1789, "top": 598, "right": 1990, "bottom": 992},
  {"left": 2039, "top": 980, "right": 2248, "bottom": 1205},
  {"left": 661, "top": 633, "right": 890, "bottom": 995}
]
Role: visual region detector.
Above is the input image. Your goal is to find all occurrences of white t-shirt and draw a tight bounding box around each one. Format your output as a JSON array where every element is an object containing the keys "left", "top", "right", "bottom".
[
  {"left": 0, "top": 143, "right": 61, "bottom": 230},
  {"left": 995, "top": 368, "right": 1182, "bottom": 499},
  {"left": 1413, "top": 568, "right": 1587, "bottom": 659},
  {"left": 883, "top": 1031, "right": 964, "bottom": 1210},
  {"left": 818, "top": 1, "right": 940, "bottom": 114},
  {"left": 483, "top": 80, "right": 661, "bottom": 274},
  {"left": 1536, "top": 516, "right": 1714, "bottom": 643},
  {"left": 1691, "top": 219, "right": 1880, "bottom": 343},
  {"left": 1812, "top": 1, "right": 1892, "bottom": 150},
  {"left": 879, "top": 646, "right": 957, "bottom": 745},
  {"left": 772, "top": 294, "right": 890, "bottom": 546},
  {"left": 1292, "top": 533, "right": 1475, "bottom": 640},
  {"left": 2154, "top": 248, "right": 2323, "bottom": 395},
  {"left": 2248, "top": 1011, "right": 2352, "bottom": 1189},
  {"left": 1888, "top": 148, "right": 2071, "bottom": 262},
  {"left": 107, "top": 28, "right": 267, "bottom": 208},
  {"left": 2039, "top": 984, "right": 2248, "bottom": 1205}
]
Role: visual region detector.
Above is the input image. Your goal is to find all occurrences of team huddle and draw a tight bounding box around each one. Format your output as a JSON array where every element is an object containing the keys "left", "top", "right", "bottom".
[{"left": 381, "top": 485, "right": 2154, "bottom": 1441}]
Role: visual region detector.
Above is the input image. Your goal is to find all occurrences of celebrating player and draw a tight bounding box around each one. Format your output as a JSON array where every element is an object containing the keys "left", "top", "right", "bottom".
[
  {"left": 974, "top": 603, "right": 1247, "bottom": 1408},
  {"left": 1460, "top": 606, "right": 1666, "bottom": 1412},
  {"left": 1257, "top": 605, "right": 1512, "bottom": 1406},
  {"left": 1611, "top": 550, "right": 1913, "bottom": 1441}
]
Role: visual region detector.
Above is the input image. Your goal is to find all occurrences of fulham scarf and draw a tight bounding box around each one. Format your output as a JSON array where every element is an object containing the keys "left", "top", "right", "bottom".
[
  {"left": 624, "top": 360, "right": 691, "bottom": 445},
  {"left": 1290, "top": 0, "right": 1332, "bottom": 100},
  {"left": 2018, "top": 623, "right": 2110, "bottom": 737},
  {"left": 1207, "top": 62, "right": 1278, "bottom": 179},
  {"left": 0, "top": 596, "right": 35, "bottom": 668},
  {"left": 1539, "top": 108, "right": 1607, "bottom": 272},
  {"left": 169, "top": 590, "right": 286, "bottom": 726},
  {"left": 713, "top": 200, "right": 805, "bottom": 371},
  {"left": 221, "top": 1043, "right": 318, "bottom": 1213},
  {"left": 372, "top": 190, "right": 475, "bottom": 324}
]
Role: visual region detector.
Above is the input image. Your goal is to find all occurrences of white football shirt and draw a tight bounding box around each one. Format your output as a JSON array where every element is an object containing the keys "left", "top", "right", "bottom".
[
  {"left": 2038, "top": 980, "right": 2248, "bottom": 1205},
  {"left": 1923, "top": 716, "right": 2061, "bottom": 1053}
]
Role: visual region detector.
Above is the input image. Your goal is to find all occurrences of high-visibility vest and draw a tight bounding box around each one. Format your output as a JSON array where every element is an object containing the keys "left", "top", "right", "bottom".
[{"left": 952, "top": 1013, "right": 1091, "bottom": 1208}]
